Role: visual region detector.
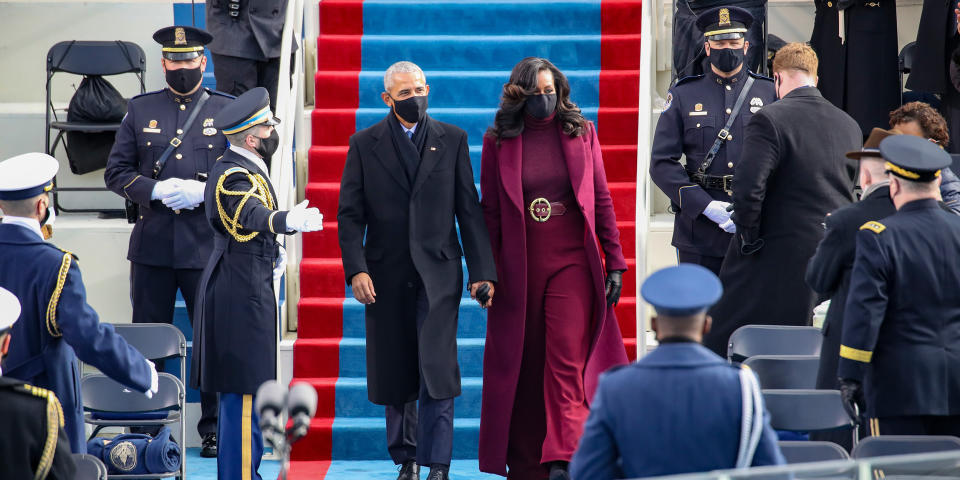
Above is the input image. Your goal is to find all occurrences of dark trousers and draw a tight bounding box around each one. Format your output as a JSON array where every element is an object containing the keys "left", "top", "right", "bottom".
[
  {"left": 673, "top": 0, "right": 767, "bottom": 80},
  {"left": 212, "top": 53, "right": 282, "bottom": 112},
  {"left": 868, "top": 416, "right": 960, "bottom": 437},
  {"left": 385, "top": 282, "right": 455, "bottom": 467},
  {"left": 131, "top": 262, "right": 217, "bottom": 436},
  {"left": 677, "top": 250, "right": 724, "bottom": 277},
  {"left": 218, "top": 393, "right": 263, "bottom": 480}
]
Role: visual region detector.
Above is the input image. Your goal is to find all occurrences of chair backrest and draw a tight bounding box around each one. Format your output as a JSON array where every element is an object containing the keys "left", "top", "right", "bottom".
[
  {"left": 853, "top": 435, "right": 960, "bottom": 459},
  {"left": 951, "top": 154, "right": 960, "bottom": 178},
  {"left": 728, "top": 325, "right": 822, "bottom": 362},
  {"left": 72, "top": 453, "right": 108, "bottom": 480},
  {"left": 46, "top": 40, "right": 146, "bottom": 76},
  {"left": 82, "top": 373, "right": 182, "bottom": 412},
  {"left": 112, "top": 323, "right": 186, "bottom": 361},
  {"left": 743, "top": 355, "right": 820, "bottom": 389},
  {"left": 779, "top": 441, "right": 850, "bottom": 464},
  {"left": 899, "top": 41, "right": 917, "bottom": 74},
  {"left": 763, "top": 390, "right": 853, "bottom": 432}
]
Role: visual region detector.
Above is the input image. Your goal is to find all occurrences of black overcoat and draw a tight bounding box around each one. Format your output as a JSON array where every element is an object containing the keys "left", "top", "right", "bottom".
[
  {"left": 704, "top": 87, "right": 861, "bottom": 355},
  {"left": 809, "top": 0, "right": 899, "bottom": 136},
  {"left": 907, "top": 0, "right": 957, "bottom": 99},
  {"left": 337, "top": 115, "right": 497, "bottom": 405}
]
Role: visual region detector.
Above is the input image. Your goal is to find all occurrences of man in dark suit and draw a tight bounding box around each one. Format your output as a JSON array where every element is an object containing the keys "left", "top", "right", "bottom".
[
  {"left": 570, "top": 264, "right": 784, "bottom": 479},
  {"left": 839, "top": 135, "right": 960, "bottom": 436},
  {"left": 805, "top": 128, "right": 899, "bottom": 450},
  {"left": 337, "top": 61, "right": 497, "bottom": 480},
  {"left": 705, "top": 43, "right": 862, "bottom": 355}
]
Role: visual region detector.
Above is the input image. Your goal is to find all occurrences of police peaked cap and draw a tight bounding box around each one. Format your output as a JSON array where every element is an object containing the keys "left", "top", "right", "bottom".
[
  {"left": 153, "top": 25, "right": 213, "bottom": 61},
  {"left": 0, "top": 153, "right": 59, "bottom": 201},
  {"left": 880, "top": 135, "right": 952, "bottom": 183},
  {"left": 214, "top": 87, "right": 280, "bottom": 136},
  {"left": 697, "top": 6, "right": 754, "bottom": 40}
]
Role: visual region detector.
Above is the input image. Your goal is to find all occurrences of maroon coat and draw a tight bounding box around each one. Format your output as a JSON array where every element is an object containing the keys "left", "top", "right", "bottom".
[{"left": 478, "top": 121, "right": 629, "bottom": 475}]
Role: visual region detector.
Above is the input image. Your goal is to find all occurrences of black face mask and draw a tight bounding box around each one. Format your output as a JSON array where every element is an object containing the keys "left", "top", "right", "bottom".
[
  {"left": 525, "top": 93, "right": 558, "bottom": 119},
  {"left": 254, "top": 129, "right": 280, "bottom": 159},
  {"left": 165, "top": 66, "right": 203, "bottom": 94},
  {"left": 392, "top": 95, "right": 428, "bottom": 124},
  {"left": 709, "top": 47, "right": 746, "bottom": 73}
]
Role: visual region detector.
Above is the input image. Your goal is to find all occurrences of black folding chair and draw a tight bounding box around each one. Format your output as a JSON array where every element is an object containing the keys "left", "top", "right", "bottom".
[
  {"left": 728, "top": 325, "right": 822, "bottom": 362},
  {"left": 45, "top": 40, "right": 146, "bottom": 214},
  {"left": 112, "top": 324, "right": 187, "bottom": 386},
  {"left": 743, "top": 355, "right": 820, "bottom": 389},
  {"left": 899, "top": 41, "right": 917, "bottom": 106},
  {"left": 73, "top": 453, "right": 109, "bottom": 480},
  {"left": 853, "top": 435, "right": 960, "bottom": 459},
  {"left": 779, "top": 441, "right": 850, "bottom": 464},
  {"left": 763, "top": 390, "right": 857, "bottom": 447}
]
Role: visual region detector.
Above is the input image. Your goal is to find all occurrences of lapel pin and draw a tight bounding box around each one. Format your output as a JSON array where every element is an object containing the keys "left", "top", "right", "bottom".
[{"left": 430, "top": 147, "right": 437, "bottom": 151}]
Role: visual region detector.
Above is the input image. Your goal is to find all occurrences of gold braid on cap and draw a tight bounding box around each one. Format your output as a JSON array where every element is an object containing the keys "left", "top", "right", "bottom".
[
  {"left": 216, "top": 167, "right": 275, "bottom": 242},
  {"left": 45, "top": 254, "right": 72, "bottom": 338}
]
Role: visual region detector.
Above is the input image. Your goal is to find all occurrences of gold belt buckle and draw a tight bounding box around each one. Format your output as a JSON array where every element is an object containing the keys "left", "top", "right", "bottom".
[{"left": 529, "top": 197, "right": 552, "bottom": 222}]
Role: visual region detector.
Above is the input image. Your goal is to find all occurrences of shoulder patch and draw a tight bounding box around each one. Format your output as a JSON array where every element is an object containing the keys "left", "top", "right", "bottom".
[
  {"left": 859, "top": 221, "right": 886, "bottom": 234},
  {"left": 748, "top": 71, "right": 775, "bottom": 82},
  {"left": 223, "top": 166, "right": 250, "bottom": 176},
  {"left": 205, "top": 88, "right": 236, "bottom": 99},
  {"left": 663, "top": 92, "right": 673, "bottom": 111},
  {"left": 130, "top": 89, "right": 165, "bottom": 101},
  {"left": 675, "top": 74, "right": 705, "bottom": 87}
]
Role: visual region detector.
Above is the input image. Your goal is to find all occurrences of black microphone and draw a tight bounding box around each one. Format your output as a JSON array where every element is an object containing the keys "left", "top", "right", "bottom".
[
  {"left": 286, "top": 382, "right": 318, "bottom": 443},
  {"left": 255, "top": 380, "right": 288, "bottom": 449}
]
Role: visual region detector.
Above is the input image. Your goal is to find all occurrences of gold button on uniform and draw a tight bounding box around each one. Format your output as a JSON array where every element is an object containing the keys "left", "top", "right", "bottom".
[
  {"left": 728, "top": 162, "right": 734, "bottom": 168},
  {"left": 728, "top": 135, "right": 733, "bottom": 140},
  {"left": 175, "top": 153, "right": 183, "bottom": 160},
  {"left": 726, "top": 85, "right": 731, "bottom": 91},
  {"left": 827, "top": 1, "right": 833, "bottom": 6},
  {"left": 177, "top": 129, "right": 183, "bottom": 135},
  {"left": 726, "top": 108, "right": 732, "bottom": 114},
  {"left": 696, "top": 123, "right": 701, "bottom": 128},
  {"left": 146, "top": 141, "right": 151, "bottom": 146},
  {"left": 208, "top": 144, "right": 213, "bottom": 149},
  {"left": 179, "top": 104, "right": 186, "bottom": 111}
]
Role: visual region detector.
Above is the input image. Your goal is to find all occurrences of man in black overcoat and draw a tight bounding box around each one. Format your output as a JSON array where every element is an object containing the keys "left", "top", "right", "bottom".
[
  {"left": 805, "top": 128, "right": 898, "bottom": 450},
  {"left": 909, "top": 1, "right": 960, "bottom": 153},
  {"left": 337, "top": 61, "right": 497, "bottom": 480},
  {"left": 704, "top": 43, "right": 862, "bottom": 355}
]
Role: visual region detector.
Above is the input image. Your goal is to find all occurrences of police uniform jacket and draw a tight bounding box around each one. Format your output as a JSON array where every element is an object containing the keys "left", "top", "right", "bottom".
[
  {"left": 705, "top": 87, "right": 861, "bottom": 355},
  {"left": 0, "top": 377, "right": 75, "bottom": 479},
  {"left": 570, "top": 342, "right": 784, "bottom": 479},
  {"left": 105, "top": 87, "right": 233, "bottom": 270},
  {"left": 839, "top": 198, "right": 960, "bottom": 417},
  {"left": 191, "top": 147, "right": 290, "bottom": 394},
  {"left": 0, "top": 223, "right": 152, "bottom": 453},
  {"left": 206, "top": 0, "right": 296, "bottom": 61},
  {"left": 651, "top": 67, "right": 775, "bottom": 258}
]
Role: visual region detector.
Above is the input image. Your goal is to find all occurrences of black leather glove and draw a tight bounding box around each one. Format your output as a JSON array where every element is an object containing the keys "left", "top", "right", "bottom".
[
  {"left": 740, "top": 235, "right": 765, "bottom": 255},
  {"left": 839, "top": 378, "right": 865, "bottom": 424},
  {"left": 605, "top": 271, "right": 623, "bottom": 307}
]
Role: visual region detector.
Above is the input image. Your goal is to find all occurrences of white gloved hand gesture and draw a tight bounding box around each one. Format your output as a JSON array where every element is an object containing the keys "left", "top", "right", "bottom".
[
  {"left": 273, "top": 245, "right": 287, "bottom": 283},
  {"left": 719, "top": 218, "right": 737, "bottom": 233},
  {"left": 285, "top": 200, "right": 324, "bottom": 233},
  {"left": 703, "top": 201, "right": 732, "bottom": 228},
  {"left": 161, "top": 179, "right": 206, "bottom": 211},
  {"left": 145, "top": 359, "right": 159, "bottom": 399},
  {"left": 150, "top": 178, "right": 183, "bottom": 201}
]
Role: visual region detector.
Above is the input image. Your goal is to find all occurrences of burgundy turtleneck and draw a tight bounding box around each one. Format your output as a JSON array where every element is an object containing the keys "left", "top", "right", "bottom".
[{"left": 520, "top": 113, "right": 576, "bottom": 205}]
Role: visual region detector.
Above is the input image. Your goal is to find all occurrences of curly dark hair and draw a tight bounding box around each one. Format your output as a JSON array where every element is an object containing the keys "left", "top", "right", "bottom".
[
  {"left": 486, "top": 57, "right": 587, "bottom": 143},
  {"left": 889, "top": 101, "right": 950, "bottom": 147}
]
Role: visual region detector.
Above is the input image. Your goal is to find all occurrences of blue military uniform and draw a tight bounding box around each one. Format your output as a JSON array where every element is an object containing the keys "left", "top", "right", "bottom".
[
  {"left": 650, "top": 6, "right": 776, "bottom": 274},
  {"left": 570, "top": 264, "right": 784, "bottom": 479},
  {"left": 839, "top": 135, "right": 960, "bottom": 436},
  {"left": 0, "top": 153, "right": 153, "bottom": 453}
]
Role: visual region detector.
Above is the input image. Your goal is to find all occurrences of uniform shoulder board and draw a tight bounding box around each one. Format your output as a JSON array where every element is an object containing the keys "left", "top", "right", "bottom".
[
  {"left": 748, "top": 71, "right": 775, "bottom": 82},
  {"left": 674, "top": 74, "right": 705, "bottom": 87},
  {"left": 223, "top": 166, "right": 250, "bottom": 176},
  {"left": 205, "top": 88, "right": 236, "bottom": 99},
  {"left": 130, "top": 88, "right": 165, "bottom": 100},
  {"left": 859, "top": 221, "right": 886, "bottom": 234}
]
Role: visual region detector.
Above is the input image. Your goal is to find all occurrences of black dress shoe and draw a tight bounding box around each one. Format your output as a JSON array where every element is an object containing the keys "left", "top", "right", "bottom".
[
  {"left": 548, "top": 462, "right": 570, "bottom": 480},
  {"left": 426, "top": 464, "right": 449, "bottom": 480},
  {"left": 397, "top": 460, "right": 419, "bottom": 480},
  {"left": 200, "top": 433, "right": 218, "bottom": 458}
]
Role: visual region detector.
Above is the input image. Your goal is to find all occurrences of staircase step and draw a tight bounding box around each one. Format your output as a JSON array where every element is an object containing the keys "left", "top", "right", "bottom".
[
  {"left": 308, "top": 417, "right": 482, "bottom": 461},
  {"left": 302, "top": 377, "right": 484, "bottom": 418},
  {"left": 302, "top": 221, "right": 342, "bottom": 260},
  {"left": 299, "top": 258, "right": 347, "bottom": 299},
  {"left": 292, "top": 337, "right": 486, "bottom": 378},
  {"left": 297, "top": 298, "right": 346, "bottom": 339},
  {"left": 340, "top": 298, "right": 488, "bottom": 339}
]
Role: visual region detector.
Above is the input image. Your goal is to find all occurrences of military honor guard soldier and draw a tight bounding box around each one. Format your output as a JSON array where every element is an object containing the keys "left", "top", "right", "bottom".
[
  {"left": 650, "top": 6, "right": 776, "bottom": 275},
  {"left": 839, "top": 135, "right": 960, "bottom": 437},
  {"left": 191, "top": 87, "right": 323, "bottom": 480},
  {"left": 0, "top": 286, "right": 77, "bottom": 479},
  {"left": 0, "top": 153, "right": 158, "bottom": 453},
  {"left": 104, "top": 25, "right": 233, "bottom": 456}
]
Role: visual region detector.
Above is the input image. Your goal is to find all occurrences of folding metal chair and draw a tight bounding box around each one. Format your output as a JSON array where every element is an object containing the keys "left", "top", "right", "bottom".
[
  {"left": 727, "top": 325, "right": 822, "bottom": 362},
  {"left": 73, "top": 453, "right": 109, "bottom": 480},
  {"left": 111, "top": 323, "right": 187, "bottom": 386},
  {"left": 763, "top": 390, "right": 857, "bottom": 447},
  {"left": 853, "top": 435, "right": 960, "bottom": 459},
  {"left": 779, "top": 441, "right": 850, "bottom": 464},
  {"left": 743, "top": 355, "right": 820, "bottom": 389}
]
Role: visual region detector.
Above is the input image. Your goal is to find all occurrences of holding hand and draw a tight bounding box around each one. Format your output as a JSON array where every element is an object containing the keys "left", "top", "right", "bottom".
[
  {"left": 352, "top": 272, "right": 376, "bottom": 304},
  {"left": 839, "top": 378, "right": 864, "bottom": 424},
  {"left": 703, "top": 201, "right": 732, "bottom": 230},
  {"left": 160, "top": 179, "right": 205, "bottom": 210},
  {"left": 151, "top": 178, "right": 182, "bottom": 201},
  {"left": 470, "top": 281, "right": 495, "bottom": 308},
  {"left": 286, "top": 200, "right": 324, "bottom": 233}
]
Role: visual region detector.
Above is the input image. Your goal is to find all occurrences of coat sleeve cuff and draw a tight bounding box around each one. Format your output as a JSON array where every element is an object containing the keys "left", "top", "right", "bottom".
[
  {"left": 679, "top": 185, "right": 712, "bottom": 220},
  {"left": 124, "top": 175, "right": 158, "bottom": 205},
  {"left": 837, "top": 357, "right": 866, "bottom": 382},
  {"left": 271, "top": 211, "right": 290, "bottom": 235}
]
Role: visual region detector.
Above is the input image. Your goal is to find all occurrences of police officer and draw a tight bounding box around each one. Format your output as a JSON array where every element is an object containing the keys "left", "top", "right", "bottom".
[
  {"left": 0, "top": 153, "right": 157, "bottom": 453},
  {"left": 191, "top": 87, "right": 323, "bottom": 480},
  {"left": 570, "top": 264, "right": 784, "bottom": 479},
  {"left": 650, "top": 6, "right": 776, "bottom": 275},
  {"left": 839, "top": 135, "right": 960, "bottom": 437},
  {"left": 104, "top": 25, "right": 232, "bottom": 457}
]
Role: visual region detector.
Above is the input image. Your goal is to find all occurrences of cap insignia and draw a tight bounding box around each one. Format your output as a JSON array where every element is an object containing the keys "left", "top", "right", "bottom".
[
  {"left": 174, "top": 27, "right": 187, "bottom": 46},
  {"left": 695, "top": 103, "right": 703, "bottom": 112},
  {"left": 148, "top": 120, "right": 158, "bottom": 128},
  {"left": 719, "top": 8, "right": 731, "bottom": 26},
  {"left": 203, "top": 118, "right": 214, "bottom": 127}
]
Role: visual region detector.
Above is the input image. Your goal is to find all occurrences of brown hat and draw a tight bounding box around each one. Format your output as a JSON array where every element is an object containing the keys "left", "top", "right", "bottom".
[{"left": 846, "top": 128, "right": 900, "bottom": 160}]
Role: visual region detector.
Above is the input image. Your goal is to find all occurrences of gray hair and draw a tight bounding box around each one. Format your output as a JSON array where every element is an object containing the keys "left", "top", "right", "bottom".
[{"left": 383, "top": 61, "right": 426, "bottom": 92}]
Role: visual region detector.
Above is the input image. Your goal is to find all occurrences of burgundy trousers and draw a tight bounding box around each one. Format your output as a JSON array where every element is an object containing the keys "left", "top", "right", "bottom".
[{"left": 506, "top": 207, "right": 595, "bottom": 479}]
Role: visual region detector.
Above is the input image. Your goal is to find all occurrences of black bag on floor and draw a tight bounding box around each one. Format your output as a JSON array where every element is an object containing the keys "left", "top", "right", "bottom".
[{"left": 63, "top": 75, "right": 128, "bottom": 175}]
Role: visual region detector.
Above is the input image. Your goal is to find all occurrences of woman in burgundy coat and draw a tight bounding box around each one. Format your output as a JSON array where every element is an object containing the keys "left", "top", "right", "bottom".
[{"left": 478, "top": 57, "right": 629, "bottom": 480}]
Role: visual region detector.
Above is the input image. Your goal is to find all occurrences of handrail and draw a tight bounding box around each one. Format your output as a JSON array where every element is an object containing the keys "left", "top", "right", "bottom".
[{"left": 635, "top": 0, "right": 658, "bottom": 358}]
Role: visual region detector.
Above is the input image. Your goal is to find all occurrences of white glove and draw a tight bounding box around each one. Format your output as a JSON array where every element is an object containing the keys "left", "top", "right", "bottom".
[
  {"left": 150, "top": 178, "right": 183, "bottom": 200},
  {"left": 273, "top": 245, "right": 287, "bottom": 283},
  {"left": 285, "top": 200, "right": 324, "bottom": 233},
  {"left": 145, "top": 359, "right": 158, "bottom": 399},
  {"left": 719, "top": 218, "right": 737, "bottom": 233},
  {"left": 161, "top": 179, "right": 206, "bottom": 211},
  {"left": 703, "top": 201, "right": 732, "bottom": 227}
]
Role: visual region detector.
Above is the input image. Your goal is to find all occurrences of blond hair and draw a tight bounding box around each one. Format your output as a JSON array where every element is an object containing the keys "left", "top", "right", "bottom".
[{"left": 772, "top": 42, "right": 818, "bottom": 76}]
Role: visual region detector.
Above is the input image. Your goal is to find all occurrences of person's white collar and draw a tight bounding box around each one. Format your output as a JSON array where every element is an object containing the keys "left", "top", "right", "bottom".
[
  {"left": 229, "top": 144, "right": 270, "bottom": 176},
  {"left": 401, "top": 122, "right": 417, "bottom": 136},
  {"left": 1, "top": 215, "right": 43, "bottom": 241}
]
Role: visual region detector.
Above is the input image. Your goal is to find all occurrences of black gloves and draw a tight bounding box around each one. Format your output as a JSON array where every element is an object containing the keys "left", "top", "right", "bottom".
[
  {"left": 605, "top": 271, "right": 623, "bottom": 307},
  {"left": 839, "top": 378, "right": 865, "bottom": 423}
]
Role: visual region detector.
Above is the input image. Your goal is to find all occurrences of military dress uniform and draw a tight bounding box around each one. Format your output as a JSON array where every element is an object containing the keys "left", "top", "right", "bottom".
[
  {"left": 104, "top": 26, "right": 233, "bottom": 443},
  {"left": 651, "top": 7, "right": 776, "bottom": 274},
  {"left": 839, "top": 136, "right": 960, "bottom": 436},
  {"left": 0, "top": 153, "right": 154, "bottom": 453}
]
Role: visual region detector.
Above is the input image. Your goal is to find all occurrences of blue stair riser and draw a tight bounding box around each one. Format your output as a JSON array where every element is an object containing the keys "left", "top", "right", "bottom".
[
  {"left": 332, "top": 418, "right": 481, "bottom": 460},
  {"left": 362, "top": 0, "right": 601, "bottom": 36},
  {"left": 346, "top": 260, "right": 480, "bottom": 302},
  {"left": 339, "top": 338, "right": 485, "bottom": 378},
  {"left": 335, "top": 378, "right": 482, "bottom": 418},
  {"left": 355, "top": 70, "right": 600, "bottom": 108},
  {"left": 361, "top": 35, "right": 601, "bottom": 71},
  {"left": 343, "top": 298, "right": 488, "bottom": 339}
]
